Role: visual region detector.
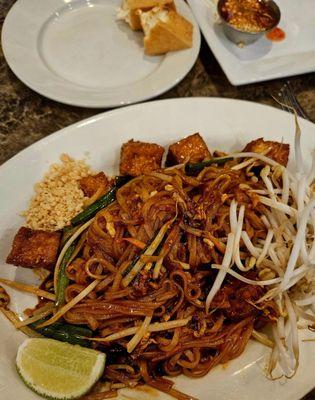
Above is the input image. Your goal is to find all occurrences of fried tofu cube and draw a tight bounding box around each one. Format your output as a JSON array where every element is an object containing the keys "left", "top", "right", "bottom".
[
  {"left": 166, "top": 133, "right": 211, "bottom": 166},
  {"left": 140, "top": 7, "right": 193, "bottom": 56},
  {"left": 118, "top": 0, "right": 175, "bottom": 31},
  {"left": 243, "top": 138, "right": 290, "bottom": 166},
  {"left": 6, "top": 227, "right": 61, "bottom": 269},
  {"left": 120, "top": 140, "right": 165, "bottom": 177},
  {"left": 79, "top": 172, "right": 110, "bottom": 197}
]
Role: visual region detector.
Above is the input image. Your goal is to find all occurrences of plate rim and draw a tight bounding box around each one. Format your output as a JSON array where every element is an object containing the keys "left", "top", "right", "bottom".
[
  {"left": 1, "top": 96, "right": 314, "bottom": 173},
  {"left": 1, "top": 0, "right": 201, "bottom": 108}
]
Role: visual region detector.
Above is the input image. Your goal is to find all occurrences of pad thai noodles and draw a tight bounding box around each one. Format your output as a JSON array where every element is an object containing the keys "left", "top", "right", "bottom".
[{"left": 1, "top": 121, "right": 315, "bottom": 400}]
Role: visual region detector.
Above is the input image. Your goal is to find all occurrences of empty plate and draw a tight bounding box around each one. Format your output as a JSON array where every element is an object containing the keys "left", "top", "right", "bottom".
[{"left": 2, "top": 0, "right": 200, "bottom": 107}]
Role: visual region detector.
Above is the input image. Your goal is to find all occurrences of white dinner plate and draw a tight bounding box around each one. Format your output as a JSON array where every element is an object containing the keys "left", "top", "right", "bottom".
[
  {"left": 187, "top": 0, "right": 315, "bottom": 85},
  {"left": 1, "top": 0, "right": 200, "bottom": 108},
  {"left": 0, "top": 98, "right": 314, "bottom": 400}
]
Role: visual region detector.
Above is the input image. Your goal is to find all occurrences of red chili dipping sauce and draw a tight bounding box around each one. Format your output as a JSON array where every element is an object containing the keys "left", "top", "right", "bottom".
[
  {"left": 266, "top": 27, "right": 286, "bottom": 41},
  {"left": 220, "top": 0, "right": 279, "bottom": 32}
]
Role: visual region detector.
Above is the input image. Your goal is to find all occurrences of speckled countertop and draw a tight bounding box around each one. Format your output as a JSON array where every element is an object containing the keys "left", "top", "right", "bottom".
[{"left": 0, "top": 0, "right": 315, "bottom": 398}]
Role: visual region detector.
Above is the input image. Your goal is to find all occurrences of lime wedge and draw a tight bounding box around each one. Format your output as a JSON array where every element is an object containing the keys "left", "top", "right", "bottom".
[{"left": 16, "top": 338, "right": 106, "bottom": 400}]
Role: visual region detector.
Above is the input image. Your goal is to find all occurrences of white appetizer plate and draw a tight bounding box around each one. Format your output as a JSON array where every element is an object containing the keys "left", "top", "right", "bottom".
[
  {"left": 0, "top": 98, "right": 314, "bottom": 400},
  {"left": 187, "top": 0, "right": 315, "bottom": 85},
  {"left": 1, "top": 0, "right": 200, "bottom": 108}
]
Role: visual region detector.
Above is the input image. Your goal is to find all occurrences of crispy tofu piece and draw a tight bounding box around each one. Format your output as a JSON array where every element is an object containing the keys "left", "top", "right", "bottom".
[
  {"left": 79, "top": 172, "right": 110, "bottom": 198},
  {"left": 120, "top": 140, "right": 164, "bottom": 177},
  {"left": 243, "top": 138, "right": 290, "bottom": 166},
  {"left": 6, "top": 227, "right": 61, "bottom": 270},
  {"left": 140, "top": 7, "right": 193, "bottom": 55},
  {"left": 118, "top": 0, "right": 175, "bottom": 31},
  {"left": 166, "top": 133, "right": 211, "bottom": 166}
]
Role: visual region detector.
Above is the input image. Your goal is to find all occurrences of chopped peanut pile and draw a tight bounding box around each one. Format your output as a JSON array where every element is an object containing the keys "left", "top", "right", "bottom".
[{"left": 22, "top": 154, "right": 92, "bottom": 231}]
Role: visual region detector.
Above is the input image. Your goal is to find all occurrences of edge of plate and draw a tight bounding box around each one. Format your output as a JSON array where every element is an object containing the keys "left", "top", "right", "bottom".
[{"left": 1, "top": 97, "right": 314, "bottom": 174}]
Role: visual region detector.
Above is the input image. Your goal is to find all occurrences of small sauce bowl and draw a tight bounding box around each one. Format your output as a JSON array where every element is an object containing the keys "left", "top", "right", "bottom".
[{"left": 217, "top": 0, "right": 281, "bottom": 46}]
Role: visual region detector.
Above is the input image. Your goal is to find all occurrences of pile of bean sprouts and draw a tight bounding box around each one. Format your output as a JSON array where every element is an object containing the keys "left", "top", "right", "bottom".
[{"left": 205, "top": 115, "right": 315, "bottom": 378}]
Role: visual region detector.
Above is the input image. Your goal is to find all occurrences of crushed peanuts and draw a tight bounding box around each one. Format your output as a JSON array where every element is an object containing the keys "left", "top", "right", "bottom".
[
  {"left": 203, "top": 238, "right": 214, "bottom": 249},
  {"left": 149, "top": 190, "right": 158, "bottom": 197},
  {"left": 245, "top": 256, "right": 256, "bottom": 270},
  {"left": 22, "top": 154, "right": 92, "bottom": 231},
  {"left": 221, "top": 193, "right": 229, "bottom": 203},
  {"left": 258, "top": 268, "right": 276, "bottom": 280},
  {"left": 106, "top": 222, "right": 116, "bottom": 238}
]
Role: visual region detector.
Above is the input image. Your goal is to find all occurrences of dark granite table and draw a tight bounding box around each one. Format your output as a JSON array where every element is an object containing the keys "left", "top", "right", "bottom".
[{"left": 0, "top": 1, "right": 314, "bottom": 399}]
